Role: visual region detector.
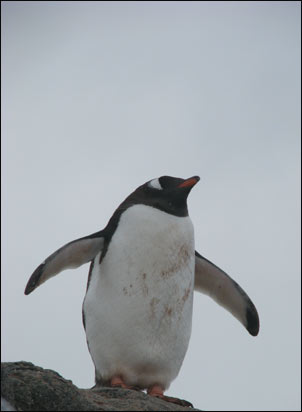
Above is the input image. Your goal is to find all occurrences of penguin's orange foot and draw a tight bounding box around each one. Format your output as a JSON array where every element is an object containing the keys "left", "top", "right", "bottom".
[
  {"left": 147, "top": 384, "right": 165, "bottom": 397},
  {"left": 110, "top": 376, "right": 129, "bottom": 389},
  {"left": 148, "top": 385, "right": 193, "bottom": 407},
  {"left": 110, "top": 376, "right": 141, "bottom": 391}
]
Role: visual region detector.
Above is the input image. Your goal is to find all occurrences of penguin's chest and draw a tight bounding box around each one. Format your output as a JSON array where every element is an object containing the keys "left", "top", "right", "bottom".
[{"left": 83, "top": 205, "right": 195, "bottom": 387}]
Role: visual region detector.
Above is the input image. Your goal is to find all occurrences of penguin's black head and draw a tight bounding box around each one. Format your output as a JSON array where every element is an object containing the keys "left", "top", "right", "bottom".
[{"left": 123, "top": 175, "right": 200, "bottom": 217}]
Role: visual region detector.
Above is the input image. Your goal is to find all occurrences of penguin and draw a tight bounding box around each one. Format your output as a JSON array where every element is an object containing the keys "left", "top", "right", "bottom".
[{"left": 25, "top": 175, "right": 259, "bottom": 403}]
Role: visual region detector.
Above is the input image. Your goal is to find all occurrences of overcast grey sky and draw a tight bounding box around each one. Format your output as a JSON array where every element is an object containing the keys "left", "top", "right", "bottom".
[{"left": 2, "top": 2, "right": 301, "bottom": 411}]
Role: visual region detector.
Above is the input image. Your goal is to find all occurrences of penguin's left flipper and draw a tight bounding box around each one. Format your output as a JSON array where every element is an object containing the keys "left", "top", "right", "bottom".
[
  {"left": 24, "top": 233, "right": 104, "bottom": 295},
  {"left": 194, "top": 251, "right": 260, "bottom": 336}
]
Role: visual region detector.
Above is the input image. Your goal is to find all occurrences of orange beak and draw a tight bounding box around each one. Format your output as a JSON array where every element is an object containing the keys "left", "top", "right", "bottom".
[{"left": 178, "top": 176, "right": 200, "bottom": 188}]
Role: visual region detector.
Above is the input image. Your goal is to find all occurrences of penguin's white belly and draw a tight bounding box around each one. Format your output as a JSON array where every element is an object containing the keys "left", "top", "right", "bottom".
[{"left": 83, "top": 204, "right": 195, "bottom": 390}]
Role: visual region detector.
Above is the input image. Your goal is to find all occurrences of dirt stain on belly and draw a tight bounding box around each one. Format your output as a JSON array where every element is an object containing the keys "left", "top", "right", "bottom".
[{"left": 161, "top": 244, "right": 191, "bottom": 278}]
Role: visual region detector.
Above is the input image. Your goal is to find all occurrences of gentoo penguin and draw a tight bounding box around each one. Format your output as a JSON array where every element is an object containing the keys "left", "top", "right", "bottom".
[{"left": 25, "top": 175, "right": 259, "bottom": 403}]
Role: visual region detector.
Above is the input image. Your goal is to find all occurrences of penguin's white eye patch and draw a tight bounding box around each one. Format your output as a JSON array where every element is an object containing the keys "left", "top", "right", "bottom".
[{"left": 148, "top": 178, "right": 163, "bottom": 190}]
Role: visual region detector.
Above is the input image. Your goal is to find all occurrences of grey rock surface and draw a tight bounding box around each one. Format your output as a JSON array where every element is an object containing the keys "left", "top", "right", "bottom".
[{"left": 1, "top": 362, "right": 200, "bottom": 411}]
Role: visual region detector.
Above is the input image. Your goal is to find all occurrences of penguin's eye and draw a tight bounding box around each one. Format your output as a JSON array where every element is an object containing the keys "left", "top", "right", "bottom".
[{"left": 148, "top": 178, "right": 163, "bottom": 190}]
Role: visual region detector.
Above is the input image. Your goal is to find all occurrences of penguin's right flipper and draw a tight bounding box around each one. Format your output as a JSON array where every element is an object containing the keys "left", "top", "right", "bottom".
[
  {"left": 24, "top": 233, "right": 104, "bottom": 295},
  {"left": 194, "top": 251, "right": 259, "bottom": 336}
]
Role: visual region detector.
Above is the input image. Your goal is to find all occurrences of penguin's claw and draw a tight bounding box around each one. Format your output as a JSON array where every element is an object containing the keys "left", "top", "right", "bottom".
[
  {"left": 147, "top": 385, "right": 193, "bottom": 407},
  {"left": 161, "top": 396, "right": 193, "bottom": 408},
  {"left": 153, "top": 394, "right": 194, "bottom": 407}
]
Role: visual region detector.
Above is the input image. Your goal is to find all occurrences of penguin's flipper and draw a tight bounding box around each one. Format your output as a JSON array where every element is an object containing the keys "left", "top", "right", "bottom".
[
  {"left": 194, "top": 251, "right": 259, "bottom": 336},
  {"left": 25, "top": 234, "right": 104, "bottom": 295}
]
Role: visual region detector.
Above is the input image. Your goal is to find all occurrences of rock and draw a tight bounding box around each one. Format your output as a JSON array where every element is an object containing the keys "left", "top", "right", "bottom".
[{"left": 1, "top": 362, "right": 200, "bottom": 411}]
